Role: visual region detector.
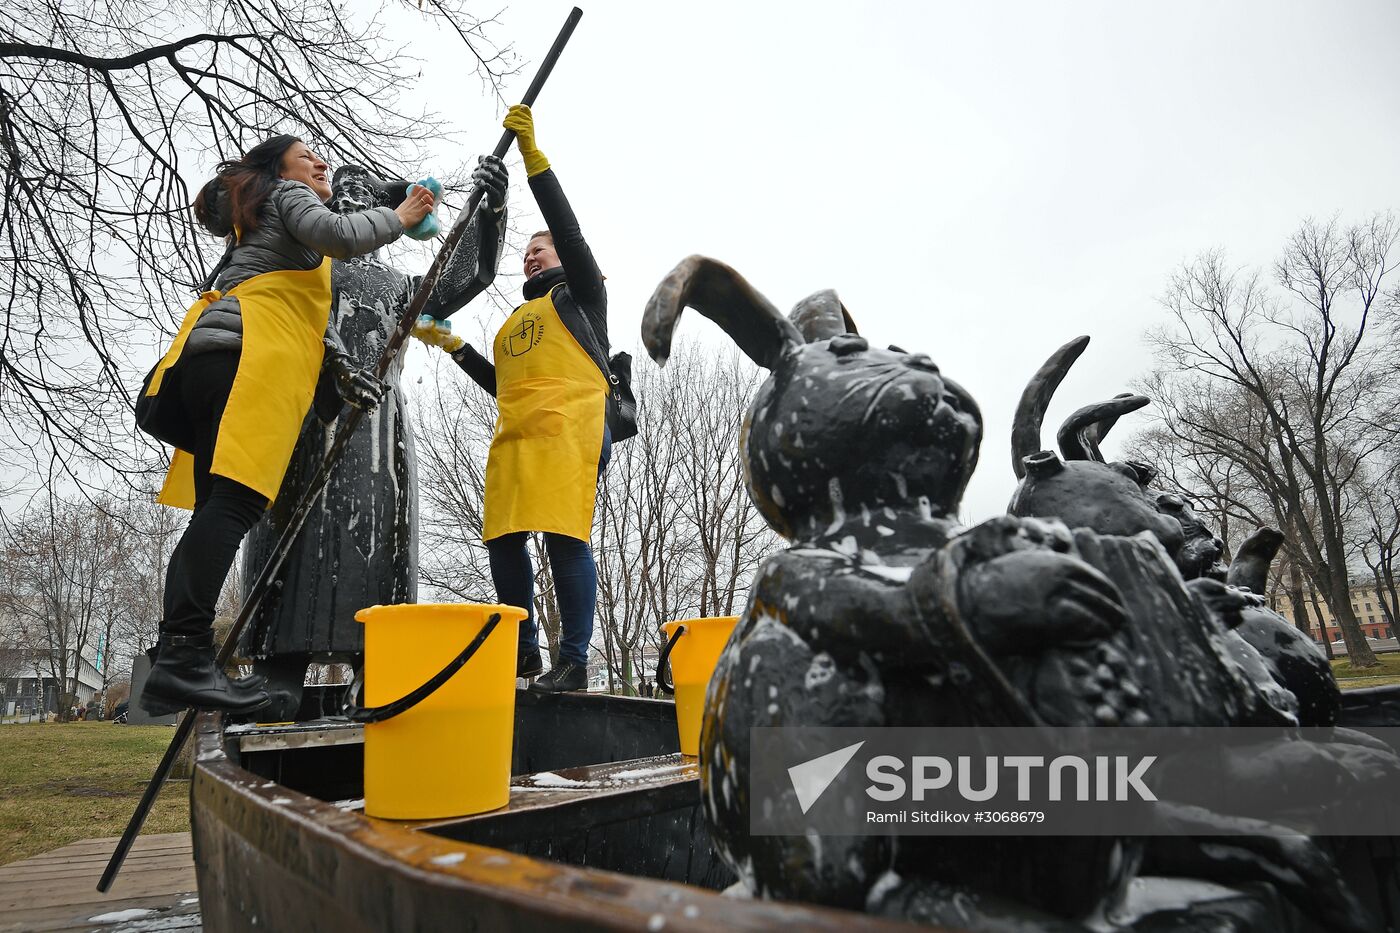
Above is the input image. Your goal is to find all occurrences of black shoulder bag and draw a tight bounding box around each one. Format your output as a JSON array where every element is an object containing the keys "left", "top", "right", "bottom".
[
  {"left": 134, "top": 240, "right": 238, "bottom": 450},
  {"left": 603, "top": 350, "right": 638, "bottom": 443}
]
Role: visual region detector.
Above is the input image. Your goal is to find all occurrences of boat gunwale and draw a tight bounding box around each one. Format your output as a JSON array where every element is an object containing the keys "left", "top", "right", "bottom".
[{"left": 190, "top": 711, "right": 932, "bottom": 932}]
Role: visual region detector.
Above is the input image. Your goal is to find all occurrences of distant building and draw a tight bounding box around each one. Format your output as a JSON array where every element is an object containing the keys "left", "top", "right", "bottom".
[
  {"left": 0, "top": 647, "right": 104, "bottom": 717},
  {"left": 585, "top": 643, "right": 663, "bottom": 694},
  {"left": 1271, "top": 580, "right": 1396, "bottom": 643}
]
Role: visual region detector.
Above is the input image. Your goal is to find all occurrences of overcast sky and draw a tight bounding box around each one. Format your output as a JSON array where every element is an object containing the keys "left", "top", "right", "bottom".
[{"left": 386, "top": 0, "right": 1399, "bottom": 522}]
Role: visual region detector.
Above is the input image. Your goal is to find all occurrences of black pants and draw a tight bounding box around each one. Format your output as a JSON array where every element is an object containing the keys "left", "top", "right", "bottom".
[{"left": 161, "top": 351, "right": 268, "bottom": 638}]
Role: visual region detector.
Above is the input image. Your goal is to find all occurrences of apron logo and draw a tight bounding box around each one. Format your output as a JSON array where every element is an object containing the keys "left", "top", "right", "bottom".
[{"left": 505, "top": 313, "right": 545, "bottom": 357}]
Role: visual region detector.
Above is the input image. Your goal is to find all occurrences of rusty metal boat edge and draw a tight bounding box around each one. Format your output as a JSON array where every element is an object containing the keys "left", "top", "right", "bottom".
[{"left": 188, "top": 709, "right": 935, "bottom": 933}]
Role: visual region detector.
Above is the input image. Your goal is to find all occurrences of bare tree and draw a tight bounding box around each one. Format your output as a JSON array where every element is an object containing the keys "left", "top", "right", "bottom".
[
  {"left": 592, "top": 346, "right": 777, "bottom": 693},
  {"left": 0, "top": 495, "right": 131, "bottom": 718},
  {"left": 414, "top": 341, "right": 780, "bottom": 693},
  {"left": 115, "top": 488, "right": 184, "bottom": 656},
  {"left": 412, "top": 350, "right": 498, "bottom": 604},
  {"left": 1135, "top": 214, "right": 1400, "bottom": 666},
  {"left": 0, "top": 1, "right": 516, "bottom": 490},
  {"left": 1131, "top": 396, "right": 1337, "bottom": 632},
  {"left": 672, "top": 351, "right": 772, "bottom": 618},
  {"left": 1277, "top": 548, "right": 1333, "bottom": 656},
  {"left": 593, "top": 360, "right": 689, "bottom": 693},
  {"left": 1355, "top": 467, "right": 1400, "bottom": 630}
]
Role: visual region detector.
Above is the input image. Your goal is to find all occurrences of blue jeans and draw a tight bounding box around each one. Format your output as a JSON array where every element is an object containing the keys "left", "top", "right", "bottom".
[{"left": 486, "top": 426, "right": 611, "bottom": 665}]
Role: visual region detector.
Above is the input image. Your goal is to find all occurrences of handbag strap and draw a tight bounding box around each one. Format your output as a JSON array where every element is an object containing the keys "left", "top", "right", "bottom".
[
  {"left": 552, "top": 282, "right": 618, "bottom": 395},
  {"left": 197, "top": 237, "right": 238, "bottom": 294}
]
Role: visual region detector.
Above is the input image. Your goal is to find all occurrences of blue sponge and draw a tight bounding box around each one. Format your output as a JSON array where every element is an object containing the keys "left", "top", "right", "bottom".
[{"left": 403, "top": 177, "right": 443, "bottom": 241}]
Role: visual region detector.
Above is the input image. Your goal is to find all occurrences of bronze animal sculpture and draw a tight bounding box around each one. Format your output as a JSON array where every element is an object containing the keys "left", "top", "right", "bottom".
[
  {"left": 642, "top": 262, "right": 1392, "bottom": 931},
  {"left": 1007, "top": 335, "right": 1400, "bottom": 930},
  {"left": 1008, "top": 335, "right": 1339, "bottom": 727}
]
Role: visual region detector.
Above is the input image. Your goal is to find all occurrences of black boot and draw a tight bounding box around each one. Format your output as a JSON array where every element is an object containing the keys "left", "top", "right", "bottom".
[
  {"left": 140, "top": 633, "right": 270, "bottom": 716},
  {"left": 146, "top": 643, "right": 266, "bottom": 691},
  {"left": 529, "top": 658, "right": 587, "bottom": 694},
  {"left": 517, "top": 647, "right": 543, "bottom": 680}
]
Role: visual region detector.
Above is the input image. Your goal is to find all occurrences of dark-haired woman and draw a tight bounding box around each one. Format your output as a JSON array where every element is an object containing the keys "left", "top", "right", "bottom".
[{"left": 137, "top": 135, "right": 437, "bottom": 715}]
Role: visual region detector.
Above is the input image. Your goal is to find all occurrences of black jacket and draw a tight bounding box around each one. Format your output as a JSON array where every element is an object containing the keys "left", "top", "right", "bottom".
[{"left": 453, "top": 168, "right": 608, "bottom": 395}]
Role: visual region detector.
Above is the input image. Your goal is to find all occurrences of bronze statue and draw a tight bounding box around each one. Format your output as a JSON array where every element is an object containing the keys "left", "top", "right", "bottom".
[
  {"left": 641, "top": 259, "right": 1395, "bottom": 932},
  {"left": 239, "top": 163, "right": 507, "bottom": 720},
  {"left": 1008, "top": 335, "right": 1339, "bottom": 726}
]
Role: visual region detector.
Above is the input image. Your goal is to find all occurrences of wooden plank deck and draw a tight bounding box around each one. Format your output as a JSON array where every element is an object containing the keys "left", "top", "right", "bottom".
[{"left": 0, "top": 833, "right": 200, "bottom": 932}]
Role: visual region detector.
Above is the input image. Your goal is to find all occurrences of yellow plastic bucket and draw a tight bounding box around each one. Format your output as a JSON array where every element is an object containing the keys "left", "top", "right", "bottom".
[
  {"left": 659, "top": 616, "right": 739, "bottom": 756},
  {"left": 356, "top": 602, "right": 526, "bottom": 819}
]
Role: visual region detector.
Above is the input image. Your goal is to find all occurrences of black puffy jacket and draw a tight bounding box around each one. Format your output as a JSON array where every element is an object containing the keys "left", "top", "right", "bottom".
[{"left": 186, "top": 179, "right": 405, "bottom": 357}]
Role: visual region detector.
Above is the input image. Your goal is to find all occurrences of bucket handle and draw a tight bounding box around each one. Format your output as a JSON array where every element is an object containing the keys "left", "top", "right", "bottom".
[
  {"left": 341, "top": 612, "right": 501, "bottom": 724},
  {"left": 654, "top": 624, "right": 686, "bottom": 695}
]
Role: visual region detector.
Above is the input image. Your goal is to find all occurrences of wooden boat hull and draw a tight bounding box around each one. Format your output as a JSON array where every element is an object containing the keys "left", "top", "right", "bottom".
[{"left": 189, "top": 690, "right": 927, "bottom": 932}]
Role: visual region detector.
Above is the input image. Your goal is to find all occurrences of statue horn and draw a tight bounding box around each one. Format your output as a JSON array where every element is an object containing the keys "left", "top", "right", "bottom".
[
  {"left": 1057, "top": 395, "right": 1150, "bottom": 463},
  {"left": 1226, "top": 527, "right": 1284, "bottom": 594},
  {"left": 1011, "top": 336, "right": 1090, "bottom": 480},
  {"left": 1085, "top": 392, "right": 1140, "bottom": 447},
  {"left": 642, "top": 255, "right": 801, "bottom": 370},
  {"left": 788, "top": 289, "right": 858, "bottom": 343}
]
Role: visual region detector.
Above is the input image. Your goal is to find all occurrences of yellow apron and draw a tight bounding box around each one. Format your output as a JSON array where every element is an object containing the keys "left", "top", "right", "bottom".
[
  {"left": 149, "top": 260, "right": 332, "bottom": 509},
  {"left": 482, "top": 289, "right": 607, "bottom": 542}
]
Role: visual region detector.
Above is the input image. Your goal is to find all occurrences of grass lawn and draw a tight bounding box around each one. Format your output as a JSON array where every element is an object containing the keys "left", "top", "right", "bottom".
[
  {"left": 1331, "top": 654, "right": 1400, "bottom": 690},
  {"left": 0, "top": 720, "right": 190, "bottom": 866}
]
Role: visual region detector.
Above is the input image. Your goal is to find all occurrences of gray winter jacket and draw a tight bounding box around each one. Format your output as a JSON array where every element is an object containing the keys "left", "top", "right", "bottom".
[{"left": 186, "top": 179, "right": 405, "bottom": 356}]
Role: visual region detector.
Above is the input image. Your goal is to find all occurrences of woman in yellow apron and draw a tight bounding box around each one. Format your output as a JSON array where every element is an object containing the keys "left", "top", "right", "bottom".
[
  {"left": 135, "top": 135, "right": 435, "bottom": 716},
  {"left": 449, "top": 105, "right": 612, "bottom": 693}
]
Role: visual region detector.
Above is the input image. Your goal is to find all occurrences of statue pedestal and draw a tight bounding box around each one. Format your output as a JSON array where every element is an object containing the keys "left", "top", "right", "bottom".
[{"left": 127, "top": 652, "right": 177, "bottom": 726}]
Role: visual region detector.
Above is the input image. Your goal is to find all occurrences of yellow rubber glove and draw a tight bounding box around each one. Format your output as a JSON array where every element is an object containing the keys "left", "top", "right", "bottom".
[
  {"left": 503, "top": 103, "right": 550, "bottom": 177},
  {"left": 411, "top": 316, "right": 465, "bottom": 353}
]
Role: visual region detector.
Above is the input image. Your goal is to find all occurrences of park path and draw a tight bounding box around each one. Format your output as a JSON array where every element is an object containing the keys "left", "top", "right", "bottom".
[{"left": 0, "top": 833, "right": 199, "bottom": 932}]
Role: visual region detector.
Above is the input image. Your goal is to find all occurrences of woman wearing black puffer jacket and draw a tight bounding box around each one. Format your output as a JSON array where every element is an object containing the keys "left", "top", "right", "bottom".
[{"left": 136, "top": 135, "right": 439, "bottom": 716}]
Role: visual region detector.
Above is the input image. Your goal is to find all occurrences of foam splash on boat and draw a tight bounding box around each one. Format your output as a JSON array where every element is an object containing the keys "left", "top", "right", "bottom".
[
  {"left": 430, "top": 852, "right": 467, "bottom": 866},
  {"left": 89, "top": 908, "right": 157, "bottom": 922},
  {"left": 513, "top": 784, "right": 577, "bottom": 792},
  {"left": 610, "top": 763, "right": 689, "bottom": 780},
  {"left": 330, "top": 798, "right": 365, "bottom": 811},
  {"left": 523, "top": 771, "right": 591, "bottom": 788},
  {"left": 513, "top": 761, "right": 692, "bottom": 790}
]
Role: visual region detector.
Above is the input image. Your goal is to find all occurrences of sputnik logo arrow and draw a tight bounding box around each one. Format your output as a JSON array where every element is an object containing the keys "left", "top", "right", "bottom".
[{"left": 788, "top": 741, "right": 865, "bottom": 814}]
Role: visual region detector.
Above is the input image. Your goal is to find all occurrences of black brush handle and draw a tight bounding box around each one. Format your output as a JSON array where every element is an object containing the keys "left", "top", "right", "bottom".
[{"left": 491, "top": 6, "right": 583, "bottom": 160}]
